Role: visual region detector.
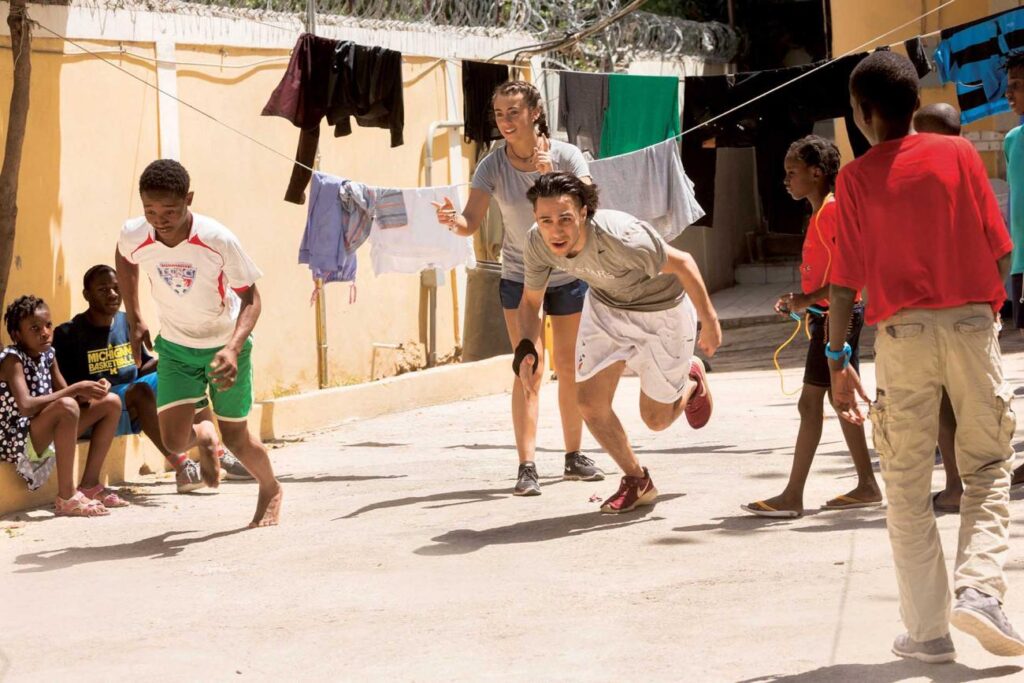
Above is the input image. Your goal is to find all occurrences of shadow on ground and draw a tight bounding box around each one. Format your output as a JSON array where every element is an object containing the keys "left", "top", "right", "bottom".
[
  {"left": 336, "top": 479, "right": 566, "bottom": 519},
  {"left": 739, "top": 661, "right": 1021, "bottom": 682},
  {"left": 14, "top": 528, "right": 248, "bottom": 573},
  {"left": 414, "top": 494, "right": 684, "bottom": 556}
]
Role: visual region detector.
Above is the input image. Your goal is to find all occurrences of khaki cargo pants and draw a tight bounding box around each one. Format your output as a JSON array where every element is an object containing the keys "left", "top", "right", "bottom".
[{"left": 871, "top": 304, "right": 1016, "bottom": 642}]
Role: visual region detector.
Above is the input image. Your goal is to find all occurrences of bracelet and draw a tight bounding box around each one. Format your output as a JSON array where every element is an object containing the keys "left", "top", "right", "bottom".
[
  {"left": 512, "top": 339, "right": 539, "bottom": 375},
  {"left": 824, "top": 342, "right": 852, "bottom": 369}
]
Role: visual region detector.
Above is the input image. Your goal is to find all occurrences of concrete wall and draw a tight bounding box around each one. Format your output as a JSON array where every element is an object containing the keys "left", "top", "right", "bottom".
[{"left": 0, "top": 4, "right": 529, "bottom": 400}]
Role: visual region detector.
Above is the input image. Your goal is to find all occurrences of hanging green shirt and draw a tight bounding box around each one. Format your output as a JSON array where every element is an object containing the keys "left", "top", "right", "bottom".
[{"left": 598, "top": 74, "right": 681, "bottom": 158}]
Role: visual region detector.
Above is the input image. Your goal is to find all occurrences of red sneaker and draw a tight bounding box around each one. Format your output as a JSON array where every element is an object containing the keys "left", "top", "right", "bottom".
[
  {"left": 600, "top": 468, "right": 658, "bottom": 513},
  {"left": 685, "top": 358, "right": 713, "bottom": 429}
]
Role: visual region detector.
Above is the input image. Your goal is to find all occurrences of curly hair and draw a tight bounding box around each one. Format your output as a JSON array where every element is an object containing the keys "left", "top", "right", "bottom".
[
  {"left": 492, "top": 80, "right": 550, "bottom": 137},
  {"left": 527, "top": 172, "right": 600, "bottom": 215},
  {"left": 4, "top": 295, "right": 47, "bottom": 340},
  {"left": 786, "top": 135, "right": 841, "bottom": 190},
  {"left": 850, "top": 51, "right": 920, "bottom": 121},
  {"left": 139, "top": 159, "right": 191, "bottom": 198}
]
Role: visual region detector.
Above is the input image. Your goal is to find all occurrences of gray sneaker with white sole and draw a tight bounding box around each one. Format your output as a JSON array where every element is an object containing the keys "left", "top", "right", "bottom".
[
  {"left": 891, "top": 632, "right": 956, "bottom": 663},
  {"left": 175, "top": 459, "right": 205, "bottom": 494},
  {"left": 219, "top": 449, "right": 253, "bottom": 480},
  {"left": 952, "top": 587, "right": 1024, "bottom": 657}
]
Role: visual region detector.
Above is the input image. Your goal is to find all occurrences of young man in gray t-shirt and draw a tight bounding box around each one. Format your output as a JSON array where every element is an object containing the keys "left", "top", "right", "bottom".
[{"left": 515, "top": 172, "right": 723, "bottom": 513}]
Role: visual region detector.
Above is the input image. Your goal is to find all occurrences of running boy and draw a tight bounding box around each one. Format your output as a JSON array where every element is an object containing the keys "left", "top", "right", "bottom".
[
  {"left": 115, "top": 159, "right": 281, "bottom": 528},
  {"left": 829, "top": 51, "right": 1022, "bottom": 662},
  {"left": 517, "top": 172, "right": 720, "bottom": 513},
  {"left": 53, "top": 265, "right": 254, "bottom": 494},
  {"left": 742, "top": 135, "right": 881, "bottom": 518}
]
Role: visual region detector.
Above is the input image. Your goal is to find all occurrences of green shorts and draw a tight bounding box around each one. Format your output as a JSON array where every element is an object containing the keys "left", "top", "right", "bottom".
[{"left": 154, "top": 335, "right": 254, "bottom": 421}]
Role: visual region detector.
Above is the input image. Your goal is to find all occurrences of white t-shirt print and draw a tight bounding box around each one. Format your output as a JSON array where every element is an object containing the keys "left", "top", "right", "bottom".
[{"left": 117, "top": 213, "right": 263, "bottom": 348}]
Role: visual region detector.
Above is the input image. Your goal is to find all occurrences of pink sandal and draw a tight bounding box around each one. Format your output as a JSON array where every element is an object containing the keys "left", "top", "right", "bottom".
[
  {"left": 55, "top": 491, "right": 109, "bottom": 517},
  {"left": 78, "top": 484, "right": 130, "bottom": 508}
]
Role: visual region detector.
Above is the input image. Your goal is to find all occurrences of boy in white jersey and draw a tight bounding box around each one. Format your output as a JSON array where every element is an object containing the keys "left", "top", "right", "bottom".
[
  {"left": 516, "top": 172, "right": 722, "bottom": 513},
  {"left": 115, "top": 159, "right": 282, "bottom": 528}
]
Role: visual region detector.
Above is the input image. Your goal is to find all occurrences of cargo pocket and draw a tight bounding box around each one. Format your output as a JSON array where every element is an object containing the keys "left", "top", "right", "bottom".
[
  {"left": 869, "top": 394, "right": 894, "bottom": 476},
  {"left": 884, "top": 323, "right": 924, "bottom": 339},
  {"left": 954, "top": 315, "right": 995, "bottom": 335},
  {"left": 997, "top": 383, "right": 1017, "bottom": 452}
]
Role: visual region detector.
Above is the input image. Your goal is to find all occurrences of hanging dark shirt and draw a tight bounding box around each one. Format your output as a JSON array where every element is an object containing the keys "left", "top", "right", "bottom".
[
  {"left": 263, "top": 34, "right": 405, "bottom": 204},
  {"left": 462, "top": 61, "right": 509, "bottom": 144},
  {"left": 681, "top": 53, "right": 868, "bottom": 228}
]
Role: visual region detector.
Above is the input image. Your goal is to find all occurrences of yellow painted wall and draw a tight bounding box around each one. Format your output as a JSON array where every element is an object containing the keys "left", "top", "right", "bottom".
[
  {"left": 0, "top": 38, "right": 482, "bottom": 400},
  {"left": 831, "top": 0, "right": 1022, "bottom": 173}
]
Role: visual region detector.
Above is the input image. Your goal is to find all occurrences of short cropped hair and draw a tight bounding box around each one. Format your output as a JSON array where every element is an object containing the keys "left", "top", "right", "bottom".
[
  {"left": 139, "top": 159, "right": 190, "bottom": 198},
  {"left": 913, "top": 103, "right": 961, "bottom": 136},
  {"left": 849, "top": 51, "right": 920, "bottom": 121},
  {"left": 83, "top": 264, "right": 116, "bottom": 290},
  {"left": 526, "top": 172, "right": 600, "bottom": 215}
]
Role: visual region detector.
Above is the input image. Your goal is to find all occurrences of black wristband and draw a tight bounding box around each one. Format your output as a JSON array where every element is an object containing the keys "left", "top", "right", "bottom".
[{"left": 512, "top": 339, "right": 539, "bottom": 375}]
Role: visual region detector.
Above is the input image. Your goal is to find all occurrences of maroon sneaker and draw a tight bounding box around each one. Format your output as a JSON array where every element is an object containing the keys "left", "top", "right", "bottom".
[
  {"left": 600, "top": 467, "right": 658, "bottom": 513},
  {"left": 685, "top": 358, "right": 713, "bottom": 429}
]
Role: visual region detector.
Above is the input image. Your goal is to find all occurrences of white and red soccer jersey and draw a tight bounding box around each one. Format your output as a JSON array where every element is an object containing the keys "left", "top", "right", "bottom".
[{"left": 117, "top": 213, "right": 263, "bottom": 348}]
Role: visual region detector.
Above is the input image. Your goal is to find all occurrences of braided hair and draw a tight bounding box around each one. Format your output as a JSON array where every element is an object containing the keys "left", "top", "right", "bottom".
[
  {"left": 492, "top": 80, "right": 550, "bottom": 137},
  {"left": 4, "top": 295, "right": 47, "bottom": 340},
  {"left": 786, "top": 135, "right": 841, "bottom": 191}
]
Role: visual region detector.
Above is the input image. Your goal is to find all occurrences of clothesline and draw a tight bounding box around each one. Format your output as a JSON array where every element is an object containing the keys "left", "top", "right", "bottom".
[{"left": 34, "top": 0, "right": 958, "bottom": 188}]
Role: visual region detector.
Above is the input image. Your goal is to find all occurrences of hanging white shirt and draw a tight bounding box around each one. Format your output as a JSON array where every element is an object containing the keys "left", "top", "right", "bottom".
[
  {"left": 117, "top": 213, "right": 263, "bottom": 348},
  {"left": 369, "top": 185, "right": 476, "bottom": 275}
]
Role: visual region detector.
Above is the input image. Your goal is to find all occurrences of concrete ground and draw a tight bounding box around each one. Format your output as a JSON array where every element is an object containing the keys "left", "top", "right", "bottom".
[{"left": 4, "top": 324, "right": 1024, "bottom": 682}]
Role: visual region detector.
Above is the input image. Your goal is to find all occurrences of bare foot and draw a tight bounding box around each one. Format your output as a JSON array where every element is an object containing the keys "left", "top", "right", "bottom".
[
  {"left": 199, "top": 448, "right": 221, "bottom": 489},
  {"left": 933, "top": 487, "right": 961, "bottom": 512},
  {"left": 249, "top": 484, "right": 282, "bottom": 528}
]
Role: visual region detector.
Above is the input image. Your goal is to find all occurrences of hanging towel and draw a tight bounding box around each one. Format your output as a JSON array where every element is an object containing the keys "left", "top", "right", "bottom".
[
  {"left": 370, "top": 186, "right": 476, "bottom": 275},
  {"left": 599, "top": 74, "right": 680, "bottom": 159},
  {"left": 557, "top": 71, "right": 609, "bottom": 158},
  {"left": 934, "top": 7, "right": 1024, "bottom": 124},
  {"left": 589, "top": 138, "right": 704, "bottom": 242},
  {"left": 299, "top": 173, "right": 410, "bottom": 283},
  {"left": 462, "top": 61, "right": 510, "bottom": 144}
]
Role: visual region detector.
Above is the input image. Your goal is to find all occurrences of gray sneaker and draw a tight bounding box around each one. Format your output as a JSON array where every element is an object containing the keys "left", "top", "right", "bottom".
[
  {"left": 563, "top": 451, "right": 604, "bottom": 481},
  {"left": 951, "top": 587, "right": 1024, "bottom": 656},
  {"left": 175, "top": 459, "right": 205, "bottom": 494},
  {"left": 513, "top": 462, "right": 541, "bottom": 496},
  {"left": 219, "top": 449, "right": 253, "bottom": 480},
  {"left": 891, "top": 633, "right": 956, "bottom": 663}
]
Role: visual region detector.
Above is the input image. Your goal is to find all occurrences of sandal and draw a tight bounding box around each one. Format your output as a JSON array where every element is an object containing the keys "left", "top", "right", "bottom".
[
  {"left": 55, "top": 491, "right": 109, "bottom": 517},
  {"left": 821, "top": 494, "right": 883, "bottom": 510},
  {"left": 78, "top": 484, "right": 130, "bottom": 508},
  {"left": 740, "top": 500, "right": 801, "bottom": 518}
]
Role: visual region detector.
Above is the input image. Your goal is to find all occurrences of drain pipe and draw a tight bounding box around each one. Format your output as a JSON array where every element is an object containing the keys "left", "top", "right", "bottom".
[{"left": 424, "top": 119, "right": 464, "bottom": 367}]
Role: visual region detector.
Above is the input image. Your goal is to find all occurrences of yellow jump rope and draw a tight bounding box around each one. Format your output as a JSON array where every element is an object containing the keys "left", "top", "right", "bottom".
[{"left": 773, "top": 194, "right": 833, "bottom": 396}]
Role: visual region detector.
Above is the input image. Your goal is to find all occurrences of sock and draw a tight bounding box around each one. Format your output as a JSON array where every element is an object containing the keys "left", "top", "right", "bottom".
[{"left": 166, "top": 452, "right": 187, "bottom": 469}]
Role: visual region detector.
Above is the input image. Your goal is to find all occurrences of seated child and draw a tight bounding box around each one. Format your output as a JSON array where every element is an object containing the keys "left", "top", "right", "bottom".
[{"left": 1, "top": 295, "right": 127, "bottom": 516}]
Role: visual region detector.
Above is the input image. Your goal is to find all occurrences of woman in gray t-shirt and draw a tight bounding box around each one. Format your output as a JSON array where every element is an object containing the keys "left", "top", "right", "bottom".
[{"left": 434, "top": 80, "right": 601, "bottom": 495}]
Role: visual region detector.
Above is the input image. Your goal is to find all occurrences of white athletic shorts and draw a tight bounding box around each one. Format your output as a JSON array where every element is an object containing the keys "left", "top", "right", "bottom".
[{"left": 575, "top": 294, "right": 697, "bottom": 404}]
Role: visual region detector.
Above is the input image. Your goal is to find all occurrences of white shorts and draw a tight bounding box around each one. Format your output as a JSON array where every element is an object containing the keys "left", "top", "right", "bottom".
[{"left": 575, "top": 294, "right": 697, "bottom": 404}]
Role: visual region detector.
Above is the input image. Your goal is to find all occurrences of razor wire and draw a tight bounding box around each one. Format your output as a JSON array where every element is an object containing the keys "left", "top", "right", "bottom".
[{"left": 101, "top": 0, "right": 740, "bottom": 67}]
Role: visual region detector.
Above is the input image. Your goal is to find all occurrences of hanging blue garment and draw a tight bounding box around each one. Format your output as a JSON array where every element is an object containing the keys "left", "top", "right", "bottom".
[{"left": 934, "top": 7, "right": 1024, "bottom": 124}]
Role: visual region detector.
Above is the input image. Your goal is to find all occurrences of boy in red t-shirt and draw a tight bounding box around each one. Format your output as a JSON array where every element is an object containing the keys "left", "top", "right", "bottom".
[
  {"left": 829, "top": 51, "right": 1020, "bottom": 662},
  {"left": 742, "top": 135, "right": 880, "bottom": 518}
]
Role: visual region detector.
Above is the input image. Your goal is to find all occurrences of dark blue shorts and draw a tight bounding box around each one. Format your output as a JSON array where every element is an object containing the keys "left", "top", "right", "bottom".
[
  {"left": 804, "top": 303, "right": 864, "bottom": 388},
  {"left": 499, "top": 278, "right": 588, "bottom": 316}
]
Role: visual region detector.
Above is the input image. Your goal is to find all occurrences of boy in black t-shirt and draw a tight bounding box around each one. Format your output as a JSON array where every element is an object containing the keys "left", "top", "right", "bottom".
[{"left": 54, "top": 265, "right": 251, "bottom": 492}]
